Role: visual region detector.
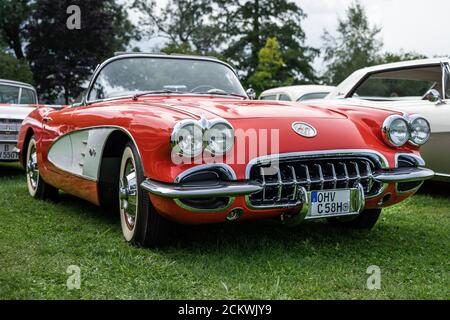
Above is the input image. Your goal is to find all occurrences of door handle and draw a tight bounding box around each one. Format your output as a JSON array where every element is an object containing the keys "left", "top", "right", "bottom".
[{"left": 43, "top": 116, "right": 53, "bottom": 123}]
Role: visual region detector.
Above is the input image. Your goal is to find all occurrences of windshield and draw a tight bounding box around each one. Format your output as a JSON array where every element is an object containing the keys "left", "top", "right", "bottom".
[
  {"left": 87, "top": 57, "right": 246, "bottom": 101},
  {"left": 0, "top": 84, "right": 37, "bottom": 104}
]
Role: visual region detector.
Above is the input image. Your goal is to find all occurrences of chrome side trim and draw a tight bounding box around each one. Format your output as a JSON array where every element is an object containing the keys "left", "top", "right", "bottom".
[
  {"left": 47, "top": 125, "right": 142, "bottom": 182},
  {"left": 141, "top": 179, "right": 262, "bottom": 198}
]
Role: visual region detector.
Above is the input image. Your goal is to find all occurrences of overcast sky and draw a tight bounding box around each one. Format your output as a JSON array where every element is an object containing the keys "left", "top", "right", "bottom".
[{"left": 133, "top": 0, "right": 450, "bottom": 72}]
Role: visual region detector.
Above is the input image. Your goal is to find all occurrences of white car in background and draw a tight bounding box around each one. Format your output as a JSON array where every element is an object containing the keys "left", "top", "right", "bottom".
[
  {"left": 259, "top": 85, "right": 336, "bottom": 101},
  {"left": 0, "top": 79, "right": 38, "bottom": 161},
  {"left": 322, "top": 58, "right": 450, "bottom": 181}
]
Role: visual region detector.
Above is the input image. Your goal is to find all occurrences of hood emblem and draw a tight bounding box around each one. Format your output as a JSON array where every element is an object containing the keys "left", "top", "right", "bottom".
[{"left": 292, "top": 122, "right": 317, "bottom": 138}]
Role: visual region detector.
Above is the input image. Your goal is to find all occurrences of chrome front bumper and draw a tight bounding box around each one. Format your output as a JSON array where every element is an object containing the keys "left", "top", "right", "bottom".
[{"left": 141, "top": 166, "right": 435, "bottom": 199}]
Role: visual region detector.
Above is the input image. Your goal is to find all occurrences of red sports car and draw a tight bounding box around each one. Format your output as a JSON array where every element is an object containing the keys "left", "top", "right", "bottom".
[{"left": 17, "top": 53, "right": 434, "bottom": 247}]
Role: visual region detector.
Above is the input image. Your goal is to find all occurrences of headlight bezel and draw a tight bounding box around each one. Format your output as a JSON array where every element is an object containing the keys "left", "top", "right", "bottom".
[
  {"left": 382, "top": 115, "right": 410, "bottom": 147},
  {"left": 170, "top": 118, "right": 235, "bottom": 158},
  {"left": 170, "top": 119, "right": 205, "bottom": 157},
  {"left": 408, "top": 115, "right": 431, "bottom": 146},
  {"left": 203, "top": 119, "right": 235, "bottom": 156}
]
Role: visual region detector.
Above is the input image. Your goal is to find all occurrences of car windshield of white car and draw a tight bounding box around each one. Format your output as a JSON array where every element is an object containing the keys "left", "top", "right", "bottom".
[
  {"left": 0, "top": 85, "right": 20, "bottom": 104},
  {"left": 352, "top": 65, "right": 443, "bottom": 101},
  {"left": 87, "top": 57, "right": 246, "bottom": 102}
]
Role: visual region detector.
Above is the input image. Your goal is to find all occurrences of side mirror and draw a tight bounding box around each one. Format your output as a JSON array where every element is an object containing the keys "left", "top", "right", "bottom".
[
  {"left": 423, "top": 89, "right": 443, "bottom": 104},
  {"left": 246, "top": 88, "right": 256, "bottom": 100}
]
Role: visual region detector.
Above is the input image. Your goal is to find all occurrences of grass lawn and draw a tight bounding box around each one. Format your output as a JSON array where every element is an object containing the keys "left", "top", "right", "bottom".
[{"left": 0, "top": 163, "right": 448, "bottom": 300}]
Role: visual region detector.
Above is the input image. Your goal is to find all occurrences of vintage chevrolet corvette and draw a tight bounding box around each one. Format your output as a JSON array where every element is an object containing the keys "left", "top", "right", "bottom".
[{"left": 17, "top": 53, "right": 435, "bottom": 246}]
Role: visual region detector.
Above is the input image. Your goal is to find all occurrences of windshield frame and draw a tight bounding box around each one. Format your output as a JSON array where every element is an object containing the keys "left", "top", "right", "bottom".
[{"left": 84, "top": 54, "right": 247, "bottom": 105}]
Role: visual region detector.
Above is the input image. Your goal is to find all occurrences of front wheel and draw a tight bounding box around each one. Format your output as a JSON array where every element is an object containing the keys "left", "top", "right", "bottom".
[
  {"left": 26, "top": 136, "right": 58, "bottom": 200},
  {"left": 328, "top": 209, "right": 382, "bottom": 229},
  {"left": 118, "top": 142, "right": 174, "bottom": 247}
]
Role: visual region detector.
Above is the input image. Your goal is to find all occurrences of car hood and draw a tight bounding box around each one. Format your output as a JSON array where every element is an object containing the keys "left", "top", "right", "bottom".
[
  {"left": 0, "top": 104, "right": 36, "bottom": 120},
  {"left": 134, "top": 97, "right": 351, "bottom": 120}
]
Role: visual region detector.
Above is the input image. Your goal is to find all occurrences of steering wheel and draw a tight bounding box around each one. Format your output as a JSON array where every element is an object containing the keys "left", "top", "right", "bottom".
[{"left": 190, "top": 85, "right": 217, "bottom": 93}]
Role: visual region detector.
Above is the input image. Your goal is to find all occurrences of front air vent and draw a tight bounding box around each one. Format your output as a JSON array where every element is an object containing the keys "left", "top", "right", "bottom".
[{"left": 176, "top": 166, "right": 234, "bottom": 211}]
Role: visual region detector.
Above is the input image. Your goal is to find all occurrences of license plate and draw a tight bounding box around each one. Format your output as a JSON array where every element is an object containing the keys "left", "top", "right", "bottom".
[
  {"left": 0, "top": 144, "right": 19, "bottom": 160},
  {"left": 308, "top": 189, "right": 352, "bottom": 218}
]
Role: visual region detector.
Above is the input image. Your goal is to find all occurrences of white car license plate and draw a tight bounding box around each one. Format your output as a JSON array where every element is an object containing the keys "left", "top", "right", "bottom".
[
  {"left": 308, "top": 189, "right": 352, "bottom": 218},
  {"left": 0, "top": 144, "right": 19, "bottom": 160}
]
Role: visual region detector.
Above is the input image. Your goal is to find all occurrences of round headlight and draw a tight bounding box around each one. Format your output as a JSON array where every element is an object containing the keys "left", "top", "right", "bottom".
[
  {"left": 409, "top": 115, "right": 431, "bottom": 146},
  {"left": 382, "top": 115, "right": 410, "bottom": 147},
  {"left": 204, "top": 120, "right": 234, "bottom": 155},
  {"left": 170, "top": 120, "right": 204, "bottom": 157}
]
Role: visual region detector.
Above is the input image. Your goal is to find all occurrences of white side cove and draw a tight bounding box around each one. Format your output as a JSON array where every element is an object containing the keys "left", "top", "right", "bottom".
[{"left": 48, "top": 128, "right": 115, "bottom": 181}]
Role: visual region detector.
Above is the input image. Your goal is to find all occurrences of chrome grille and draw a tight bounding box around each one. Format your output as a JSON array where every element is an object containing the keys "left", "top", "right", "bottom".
[
  {"left": 0, "top": 119, "right": 22, "bottom": 142},
  {"left": 247, "top": 156, "right": 383, "bottom": 209}
]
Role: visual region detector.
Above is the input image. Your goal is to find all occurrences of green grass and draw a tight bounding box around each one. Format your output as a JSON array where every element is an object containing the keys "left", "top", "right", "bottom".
[{"left": 0, "top": 163, "right": 449, "bottom": 300}]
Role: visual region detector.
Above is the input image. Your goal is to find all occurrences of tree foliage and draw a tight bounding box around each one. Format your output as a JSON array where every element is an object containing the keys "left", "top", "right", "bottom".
[
  {"left": 248, "top": 37, "right": 291, "bottom": 94},
  {"left": 26, "top": 0, "right": 136, "bottom": 104},
  {"left": 0, "top": 51, "right": 34, "bottom": 83},
  {"left": 134, "top": 0, "right": 317, "bottom": 86},
  {"left": 215, "top": 0, "right": 317, "bottom": 85},
  {"left": 379, "top": 51, "right": 428, "bottom": 64},
  {"left": 322, "top": 1, "right": 383, "bottom": 85},
  {"left": 0, "top": 0, "right": 32, "bottom": 59},
  {"left": 133, "top": 0, "right": 221, "bottom": 55}
]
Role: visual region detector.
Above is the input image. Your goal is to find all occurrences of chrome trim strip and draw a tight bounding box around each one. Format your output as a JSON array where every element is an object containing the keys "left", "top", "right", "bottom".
[
  {"left": 372, "top": 167, "right": 435, "bottom": 183},
  {"left": 141, "top": 179, "right": 262, "bottom": 198}
]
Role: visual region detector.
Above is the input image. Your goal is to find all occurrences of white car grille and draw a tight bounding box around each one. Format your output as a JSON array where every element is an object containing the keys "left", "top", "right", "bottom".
[{"left": 0, "top": 119, "right": 22, "bottom": 142}]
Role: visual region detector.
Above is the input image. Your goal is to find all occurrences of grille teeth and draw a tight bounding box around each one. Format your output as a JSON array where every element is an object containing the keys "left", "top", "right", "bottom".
[{"left": 248, "top": 157, "right": 382, "bottom": 209}]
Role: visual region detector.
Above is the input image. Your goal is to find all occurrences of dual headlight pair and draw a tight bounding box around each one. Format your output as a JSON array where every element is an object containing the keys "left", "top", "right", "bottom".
[
  {"left": 382, "top": 114, "right": 431, "bottom": 147},
  {"left": 170, "top": 118, "right": 234, "bottom": 157}
]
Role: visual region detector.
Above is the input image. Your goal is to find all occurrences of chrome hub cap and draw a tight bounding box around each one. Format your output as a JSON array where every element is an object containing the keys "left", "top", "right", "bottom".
[
  {"left": 27, "top": 145, "right": 39, "bottom": 190},
  {"left": 120, "top": 158, "right": 137, "bottom": 231}
]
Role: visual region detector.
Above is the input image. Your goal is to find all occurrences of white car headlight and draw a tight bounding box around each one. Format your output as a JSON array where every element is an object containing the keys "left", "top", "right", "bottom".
[
  {"left": 170, "top": 120, "right": 204, "bottom": 157},
  {"left": 409, "top": 115, "right": 431, "bottom": 146},
  {"left": 382, "top": 115, "right": 410, "bottom": 147},
  {"left": 204, "top": 120, "right": 234, "bottom": 155}
]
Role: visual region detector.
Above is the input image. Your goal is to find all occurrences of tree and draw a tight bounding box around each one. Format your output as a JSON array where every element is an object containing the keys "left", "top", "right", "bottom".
[
  {"left": 0, "top": 51, "right": 34, "bottom": 83},
  {"left": 0, "top": 0, "right": 32, "bottom": 59},
  {"left": 26, "top": 0, "right": 137, "bottom": 104},
  {"left": 133, "top": 0, "right": 221, "bottom": 55},
  {"left": 216, "top": 0, "right": 317, "bottom": 86},
  {"left": 379, "top": 51, "right": 428, "bottom": 64},
  {"left": 322, "top": 1, "right": 382, "bottom": 85},
  {"left": 248, "top": 37, "right": 291, "bottom": 94},
  {"left": 133, "top": 0, "right": 317, "bottom": 86}
]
